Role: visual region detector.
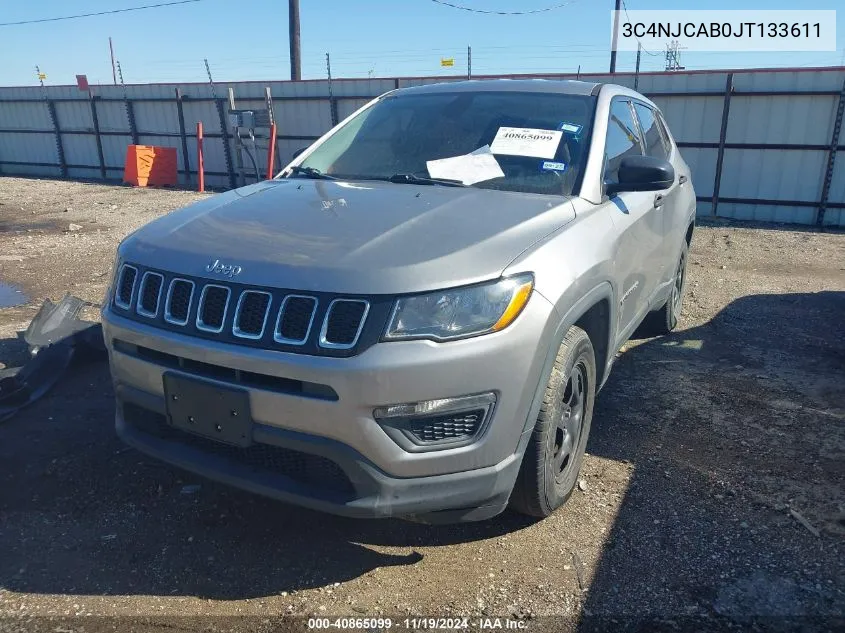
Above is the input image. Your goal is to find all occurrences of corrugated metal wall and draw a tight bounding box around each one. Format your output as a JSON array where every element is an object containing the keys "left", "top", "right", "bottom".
[{"left": 1, "top": 67, "right": 843, "bottom": 227}]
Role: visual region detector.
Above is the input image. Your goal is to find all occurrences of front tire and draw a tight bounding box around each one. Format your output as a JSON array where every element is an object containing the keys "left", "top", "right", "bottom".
[{"left": 510, "top": 325, "right": 596, "bottom": 518}]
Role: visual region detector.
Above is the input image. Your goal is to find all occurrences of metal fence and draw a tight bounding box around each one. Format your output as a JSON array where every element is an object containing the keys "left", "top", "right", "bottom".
[{"left": 1, "top": 66, "right": 843, "bottom": 227}]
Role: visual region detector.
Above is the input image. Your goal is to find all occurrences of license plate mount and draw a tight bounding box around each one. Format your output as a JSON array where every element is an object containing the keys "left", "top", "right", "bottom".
[{"left": 163, "top": 372, "right": 253, "bottom": 447}]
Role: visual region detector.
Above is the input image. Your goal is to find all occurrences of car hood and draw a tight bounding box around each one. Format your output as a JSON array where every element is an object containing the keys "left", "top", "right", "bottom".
[{"left": 121, "top": 179, "right": 576, "bottom": 294}]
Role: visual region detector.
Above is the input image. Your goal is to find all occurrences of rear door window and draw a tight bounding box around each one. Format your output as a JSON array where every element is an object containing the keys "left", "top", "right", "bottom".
[{"left": 604, "top": 99, "right": 643, "bottom": 185}]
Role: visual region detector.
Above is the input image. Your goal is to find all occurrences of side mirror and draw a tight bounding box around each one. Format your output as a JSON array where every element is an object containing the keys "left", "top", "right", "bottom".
[
  {"left": 606, "top": 155, "right": 675, "bottom": 196},
  {"left": 292, "top": 147, "right": 308, "bottom": 160}
]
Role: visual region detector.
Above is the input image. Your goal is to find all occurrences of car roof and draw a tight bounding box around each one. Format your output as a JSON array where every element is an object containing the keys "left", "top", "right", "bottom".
[{"left": 394, "top": 78, "right": 602, "bottom": 97}]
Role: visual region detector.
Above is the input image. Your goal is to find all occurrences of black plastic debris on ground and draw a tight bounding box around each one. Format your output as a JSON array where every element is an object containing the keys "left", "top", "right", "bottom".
[{"left": 0, "top": 294, "right": 106, "bottom": 422}]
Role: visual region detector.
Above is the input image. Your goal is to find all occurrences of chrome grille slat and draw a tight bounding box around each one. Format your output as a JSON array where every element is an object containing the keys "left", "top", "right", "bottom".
[
  {"left": 233, "top": 290, "right": 272, "bottom": 339},
  {"left": 114, "top": 264, "right": 371, "bottom": 353},
  {"left": 274, "top": 295, "right": 318, "bottom": 345},
  {"left": 136, "top": 272, "right": 164, "bottom": 318},
  {"left": 196, "top": 284, "right": 231, "bottom": 333},
  {"left": 114, "top": 264, "right": 138, "bottom": 309},
  {"left": 319, "top": 299, "right": 370, "bottom": 350},
  {"left": 164, "top": 278, "right": 195, "bottom": 326}
]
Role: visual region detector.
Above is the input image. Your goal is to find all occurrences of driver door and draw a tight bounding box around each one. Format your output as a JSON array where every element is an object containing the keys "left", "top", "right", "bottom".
[{"left": 604, "top": 98, "right": 664, "bottom": 340}]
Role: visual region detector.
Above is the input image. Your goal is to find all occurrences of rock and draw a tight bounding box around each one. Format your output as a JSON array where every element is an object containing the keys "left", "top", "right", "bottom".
[
  {"left": 64, "top": 207, "right": 72, "bottom": 212},
  {"left": 578, "top": 479, "right": 588, "bottom": 492},
  {"left": 67, "top": 223, "right": 82, "bottom": 232},
  {"left": 720, "top": 265, "right": 727, "bottom": 269}
]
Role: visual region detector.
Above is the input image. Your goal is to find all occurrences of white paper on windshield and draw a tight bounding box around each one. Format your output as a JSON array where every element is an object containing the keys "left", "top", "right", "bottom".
[
  {"left": 426, "top": 145, "right": 504, "bottom": 185},
  {"left": 490, "top": 127, "right": 563, "bottom": 159}
]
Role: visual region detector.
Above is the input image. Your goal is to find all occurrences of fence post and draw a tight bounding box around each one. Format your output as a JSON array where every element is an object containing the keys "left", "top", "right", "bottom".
[
  {"left": 817, "top": 75, "right": 845, "bottom": 228},
  {"left": 46, "top": 99, "right": 67, "bottom": 178},
  {"left": 175, "top": 88, "right": 191, "bottom": 186},
  {"left": 89, "top": 93, "right": 107, "bottom": 180},
  {"left": 197, "top": 121, "right": 204, "bottom": 193},
  {"left": 214, "top": 97, "right": 236, "bottom": 189},
  {"left": 711, "top": 72, "right": 734, "bottom": 217}
]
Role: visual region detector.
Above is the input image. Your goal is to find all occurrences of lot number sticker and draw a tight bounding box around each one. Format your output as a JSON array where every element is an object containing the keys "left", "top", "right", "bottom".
[{"left": 490, "top": 127, "right": 563, "bottom": 159}]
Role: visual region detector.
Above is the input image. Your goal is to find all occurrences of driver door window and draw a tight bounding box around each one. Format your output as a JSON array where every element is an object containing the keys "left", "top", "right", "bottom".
[{"left": 604, "top": 100, "right": 644, "bottom": 185}]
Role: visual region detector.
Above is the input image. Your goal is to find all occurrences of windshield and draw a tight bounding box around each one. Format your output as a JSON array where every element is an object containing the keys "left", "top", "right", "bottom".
[{"left": 293, "top": 90, "right": 596, "bottom": 196}]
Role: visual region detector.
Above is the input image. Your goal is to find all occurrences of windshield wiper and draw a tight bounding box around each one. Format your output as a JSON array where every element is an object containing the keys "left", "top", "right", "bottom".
[
  {"left": 288, "top": 166, "right": 338, "bottom": 180},
  {"left": 387, "top": 173, "right": 468, "bottom": 187}
]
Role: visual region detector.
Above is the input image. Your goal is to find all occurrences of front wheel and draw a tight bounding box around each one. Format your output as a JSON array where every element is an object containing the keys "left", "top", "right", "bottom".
[{"left": 510, "top": 325, "right": 596, "bottom": 518}]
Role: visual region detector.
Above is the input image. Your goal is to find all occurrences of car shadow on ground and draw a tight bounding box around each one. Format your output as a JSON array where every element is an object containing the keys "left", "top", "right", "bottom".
[
  {"left": 1, "top": 293, "right": 843, "bottom": 610},
  {"left": 578, "top": 291, "right": 845, "bottom": 629}
]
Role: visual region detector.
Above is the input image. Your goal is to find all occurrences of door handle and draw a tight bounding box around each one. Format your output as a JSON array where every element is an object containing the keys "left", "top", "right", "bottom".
[
  {"left": 653, "top": 194, "right": 665, "bottom": 209},
  {"left": 679, "top": 175, "right": 688, "bottom": 185}
]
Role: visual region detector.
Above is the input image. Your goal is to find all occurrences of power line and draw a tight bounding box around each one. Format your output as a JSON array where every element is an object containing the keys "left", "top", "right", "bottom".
[
  {"left": 0, "top": 0, "right": 204, "bottom": 27},
  {"left": 621, "top": 0, "right": 660, "bottom": 56},
  {"left": 428, "top": 0, "right": 576, "bottom": 15}
]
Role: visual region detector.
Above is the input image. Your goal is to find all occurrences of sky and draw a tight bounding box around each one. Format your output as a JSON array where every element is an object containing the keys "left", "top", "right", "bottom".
[{"left": 0, "top": 0, "right": 843, "bottom": 87}]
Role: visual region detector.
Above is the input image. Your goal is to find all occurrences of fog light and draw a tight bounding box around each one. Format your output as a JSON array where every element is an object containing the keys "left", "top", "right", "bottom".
[{"left": 374, "top": 392, "right": 496, "bottom": 448}]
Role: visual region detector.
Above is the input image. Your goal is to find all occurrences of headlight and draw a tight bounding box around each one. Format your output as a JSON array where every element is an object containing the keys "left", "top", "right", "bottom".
[
  {"left": 384, "top": 274, "right": 534, "bottom": 341},
  {"left": 103, "top": 255, "right": 123, "bottom": 306}
]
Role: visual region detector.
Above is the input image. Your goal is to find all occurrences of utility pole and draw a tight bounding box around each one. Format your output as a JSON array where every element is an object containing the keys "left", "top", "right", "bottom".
[
  {"left": 634, "top": 42, "right": 641, "bottom": 90},
  {"left": 327, "top": 52, "right": 339, "bottom": 126},
  {"left": 467, "top": 45, "right": 472, "bottom": 80},
  {"left": 289, "top": 0, "right": 301, "bottom": 80},
  {"left": 109, "top": 37, "right": 117, "bottom": 85},
  {"left": 609, "top": 0, "right": 621, "bottom": 73}
]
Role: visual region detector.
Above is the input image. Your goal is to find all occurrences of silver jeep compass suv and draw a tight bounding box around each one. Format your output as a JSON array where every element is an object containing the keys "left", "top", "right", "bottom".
[{"left": 103, "top": 80, "right": 696, "bottom": 523}]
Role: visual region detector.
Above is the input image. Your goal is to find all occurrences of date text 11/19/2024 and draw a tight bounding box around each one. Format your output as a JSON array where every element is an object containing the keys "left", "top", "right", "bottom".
[{"left": 306, "top": 617, "right": 529, "bottom": 630}]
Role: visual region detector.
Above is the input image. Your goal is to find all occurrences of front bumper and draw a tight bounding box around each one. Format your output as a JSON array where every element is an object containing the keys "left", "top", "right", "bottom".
[
  {"left": 117, "top": 395, "right": 521, "bottom": 522},
  {"left": 102, "top": 292, "right": 555, "bottom": 520}
]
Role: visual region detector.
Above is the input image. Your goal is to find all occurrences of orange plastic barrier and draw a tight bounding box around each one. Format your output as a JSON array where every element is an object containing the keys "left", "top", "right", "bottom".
[{"left": 123, "top": 145, "right": 178, "bottom": 187}]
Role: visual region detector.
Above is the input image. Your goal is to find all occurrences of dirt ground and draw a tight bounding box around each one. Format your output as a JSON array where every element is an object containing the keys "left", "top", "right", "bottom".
[{"left": 0, "top": 176, "right": 843, "bottom": 632}]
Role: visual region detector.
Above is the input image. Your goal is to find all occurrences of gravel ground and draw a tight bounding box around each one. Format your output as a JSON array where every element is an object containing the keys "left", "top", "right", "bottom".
[{"left": 0, "top": 176, "right": 844, "bottom": 632}]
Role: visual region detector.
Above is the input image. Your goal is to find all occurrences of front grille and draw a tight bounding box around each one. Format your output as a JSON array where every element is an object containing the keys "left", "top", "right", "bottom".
[
  {"left": 233, "top": 291, "right": 271, "bottom": 338},
  {"left": 165, "top": 279, "right": 194, "bottom": 325},
  {"left": 275, "top": 295, "right": 317, "bottom": 344},
  {"left": 197, "top": 285, "right": 230, "bottom": 332},
  {"left": 111, "top": 264, "right": 377, "bottom": 356},
  {"left": 115, "top": 265, "right": 137, "bottom": 308},
  {"left": 321, "top": 300, "right": 369, "bottom": 349},
  {"left": 123, "top": 403, "right": 355, "bottom": 500},
  {"left": 409, "top": 409, "right": 485, "bottom": 443},
  {"left": 137, "top": 272, "right": 164, "bottom": 317}
]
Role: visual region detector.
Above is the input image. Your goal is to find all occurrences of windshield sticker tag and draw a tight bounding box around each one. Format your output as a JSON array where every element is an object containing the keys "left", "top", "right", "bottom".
[
  {"left": 490, "top": 127, "right": 562, "bottom": 159},
  {"left": 541, "top": 161, "right": 568, "bottom": 172},
  {"left": 558, "top": 122, "right": 582, "bottom": 135},
  {"left": 426, "top": 146, "right": 504, "bottom": 186}
]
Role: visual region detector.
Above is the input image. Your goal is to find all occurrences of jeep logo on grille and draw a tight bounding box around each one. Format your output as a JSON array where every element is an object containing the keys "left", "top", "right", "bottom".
[{"left": 205, "top": 259, "right": 242, "bottom": 278}]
